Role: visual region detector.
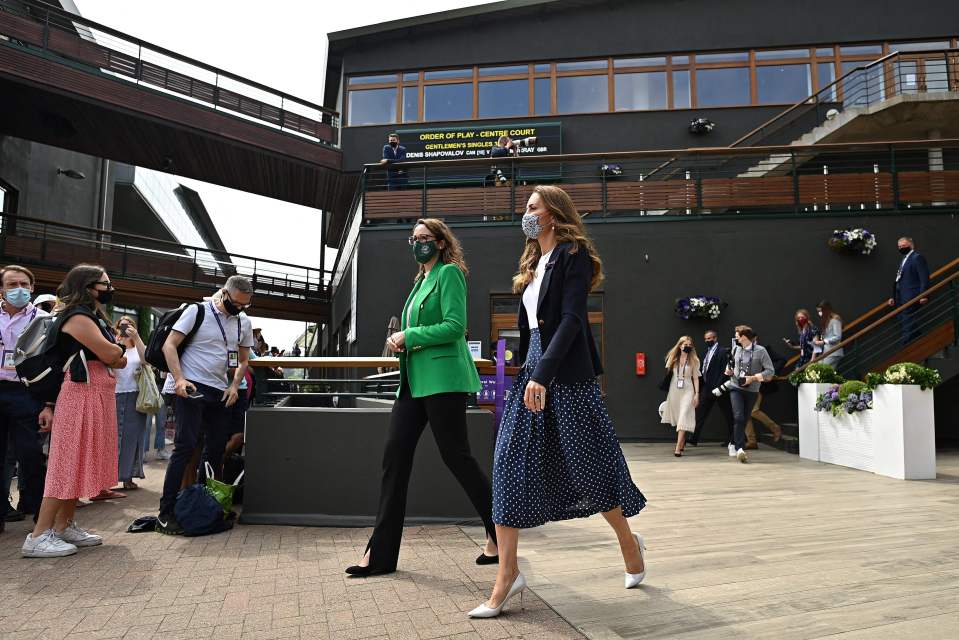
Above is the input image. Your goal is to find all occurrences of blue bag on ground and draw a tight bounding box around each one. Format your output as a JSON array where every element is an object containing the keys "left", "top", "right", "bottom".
[{"left": 174, "top": 484, "right": 231, "bottom": 536}]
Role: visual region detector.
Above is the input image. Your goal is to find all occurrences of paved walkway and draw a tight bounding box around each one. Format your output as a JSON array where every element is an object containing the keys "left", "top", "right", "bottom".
[{"left": 1, "top": 445, "right": 958, "bottom": 639}]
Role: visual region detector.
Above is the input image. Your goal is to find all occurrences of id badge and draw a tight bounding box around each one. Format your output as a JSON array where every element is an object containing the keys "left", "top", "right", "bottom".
[
  {"left": 676, "top": 378, "right": 685, "bottom": 389},
  {"left": 739, "top": 368, "right": 748, "bottom": 380},
  {"left": 2, "top": 350, "right": 15, "bottom": 370},
  {"left": 228, "top": 350, "right": 239, "bottom": 368}
]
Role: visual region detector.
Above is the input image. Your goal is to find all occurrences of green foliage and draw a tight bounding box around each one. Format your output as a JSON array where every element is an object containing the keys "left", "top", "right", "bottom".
[
  {"left": 789, "top": 362, "right": 845, "bottom": 386},
  {"left": 838, "top": 380, "right": 869, "bottom": 399},
  {"left": 882, "top": 362, "right": 943, "bottom": 390},
  {"left": 864, "top": 372, "right": 885, "bottom": 388}
]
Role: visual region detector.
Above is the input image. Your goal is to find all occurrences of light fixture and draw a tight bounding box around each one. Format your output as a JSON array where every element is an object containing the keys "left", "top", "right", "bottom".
[{"left": 56, "top": 168, "right": 86, "bottom": 180}]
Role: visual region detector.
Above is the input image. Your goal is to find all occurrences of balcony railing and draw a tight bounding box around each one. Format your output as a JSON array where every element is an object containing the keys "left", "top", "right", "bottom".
[
  {"left": 0, "top": 214, "right": 330, "bottom": 303},
  {"left": 0, "top": 0, "right": 339, "bottom": 145},
  {"left": 360, "top": 138, "right": 959, "bottom": 223}
]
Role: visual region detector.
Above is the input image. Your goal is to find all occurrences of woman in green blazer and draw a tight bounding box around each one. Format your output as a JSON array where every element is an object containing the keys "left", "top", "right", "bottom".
[{"left": 346, "top": 218, "right": 498, "bottom": 576}]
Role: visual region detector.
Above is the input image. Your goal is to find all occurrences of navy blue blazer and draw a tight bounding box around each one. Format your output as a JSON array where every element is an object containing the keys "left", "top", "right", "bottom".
[
  {"left": 382, "top": 144, "right": 406, "bottom": 162},
  {"left": 894, "top": 251, "right": 930, "bottom": 304},
  {"left": 517, "top": 242, "right": 603, "bottom": 385}
]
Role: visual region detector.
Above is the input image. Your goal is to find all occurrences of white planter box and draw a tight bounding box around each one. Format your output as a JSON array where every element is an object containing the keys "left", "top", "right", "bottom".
[{"left": 796, "top": 384, "right": 936, "bottom": 480}]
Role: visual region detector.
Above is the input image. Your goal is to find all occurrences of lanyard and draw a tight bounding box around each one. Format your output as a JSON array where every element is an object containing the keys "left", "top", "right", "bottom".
[
  {"left": 0, "top": 306, "right": 37, "bottom": 348},
  {"left": 678, "top": 357, "right": 687, "bottom": 388},
  {"left": 739, "top": 345, "right": 754, "bottom": 373},
  {"left": 209, "top": 302, "right": 240, "bottom": 351}
]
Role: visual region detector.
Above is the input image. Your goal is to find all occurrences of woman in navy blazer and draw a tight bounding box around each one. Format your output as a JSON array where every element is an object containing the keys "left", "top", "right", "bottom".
[{"left": 469, "top": 185, "right": 647, "bottom": 619}]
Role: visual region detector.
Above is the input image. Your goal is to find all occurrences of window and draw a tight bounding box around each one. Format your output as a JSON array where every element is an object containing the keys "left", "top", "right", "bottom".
[
  {"left": 840, "top": 44, "right": 883, "bottom": 56},
  {"left": 695, "top": 67, "right": 750, "bottom": 106},
  {"left": 756, "top": 49, "right": 810, "bottom": 61},
  {"left": 556, "top": 59, "right": 607, "bottom": 72},
  {"left": 890, "top": 40, "right": 951, "bottom": 52},
  {"left": 673, "top": 70, "right": 691, "bottom": 108},
  {"left": 818, "top": 62, "right": 837, "bottom": 100},
  {"left": 424, "top": 83, "right": 473, "bottom": 120},
  {"left": 756, "top": 64, "right": 811, "bottom": 103},
  {"left": 479, "top": 79, "right": 529, "bottom": 118},
  {"left": 350, "top": 74, "right": 398, "bottom": 85},
  {"left": 615, "top": 72, "right": 667, "bottom": 111},
  {"left": 534, "top": 77, "right": 551, "bottom": 115},
  {"left": 841, "top": 61, "right": 884, "bottom": 105},
  {"left": 557, "top": 75, "right": 608, "bottom": 113},
  {"left": 424, "top": 68, "right": 472, "bottom": 80},
  {"left": 479, "top": 65, "right": 528, "bottom": 76},
  {"left": 672, "top": 55, "right": 689, "bottom": 65},
  {"left": 534, "top": 63, "right": 550, "bottom": 73},
  {"left": 614, "top": 56, "right": 666, "bottom": 68},
  {"left": 403, "top": 72, "right": 419, "bottom": 82},
  {"left": 696, "top": 51, "right": 748, "bottom": 63},
  {"left": 347, "top": 88, "right": 396, "bottom": 126},
  {"left": 402, "top": 86, "right": 419, "bottom": 122}
]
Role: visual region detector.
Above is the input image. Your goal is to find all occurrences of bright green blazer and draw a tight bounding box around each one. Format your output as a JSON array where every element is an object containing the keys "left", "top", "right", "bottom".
[{"left": 398, "top": 262, "right": 481, "bottom": 398}]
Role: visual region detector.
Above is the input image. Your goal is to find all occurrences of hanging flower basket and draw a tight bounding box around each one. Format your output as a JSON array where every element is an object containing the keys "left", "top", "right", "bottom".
[
  {"left": 828, "top": 228, "right": 877, "bottom": 255},
  {"left": 674, "top": 296, "right": 726, "bottom": 320}
]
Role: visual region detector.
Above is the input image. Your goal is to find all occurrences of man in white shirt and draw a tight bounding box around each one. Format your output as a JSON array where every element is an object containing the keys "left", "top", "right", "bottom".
[
  {"left": 0, "top": 265, "right": 48, "bottom": 528},
  {"left": 157, "top": 276, "right": 254, "bottom": 534}
]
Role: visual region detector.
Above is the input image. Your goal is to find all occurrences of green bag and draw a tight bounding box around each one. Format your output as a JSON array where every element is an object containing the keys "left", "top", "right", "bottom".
[{"left": 203, "top": 462, "right": 244, "bottom": 514}]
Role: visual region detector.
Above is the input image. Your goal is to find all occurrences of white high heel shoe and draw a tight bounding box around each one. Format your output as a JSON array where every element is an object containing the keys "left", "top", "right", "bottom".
[
  {"left": 625, "top": 532, "right": 647, "bottom": 589},
  {"left": 468, "top": 572, "right": 527, "bottom": 618}
]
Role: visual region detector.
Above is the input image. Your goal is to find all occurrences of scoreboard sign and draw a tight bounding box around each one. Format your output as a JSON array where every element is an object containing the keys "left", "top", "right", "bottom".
[{"left": 396, "top": 121, "right": 562, "bottom": 160}]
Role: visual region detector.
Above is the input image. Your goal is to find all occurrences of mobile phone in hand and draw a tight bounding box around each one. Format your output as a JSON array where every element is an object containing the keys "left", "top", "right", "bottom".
[{"left": 119, "top": 324, "right": 129, "bottom": 337}]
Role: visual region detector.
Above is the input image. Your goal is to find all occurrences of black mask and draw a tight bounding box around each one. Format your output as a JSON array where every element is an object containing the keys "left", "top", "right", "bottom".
[
  {"left": 389, "top": 141, "right": 398, "bottom": 148},
  {"left": 91, "top": 287, "right": 113, "bottom": 306},
  {"left": 682, "top": 346, "right": 692, "bottom": 353},
  {"left": 898, "top": 246, "right": 911, "bottom": 255},
  {"left": 705, "top": 339, "right": 717, "bottom": 349},
  {"left": 222, "top": 296, "right": 242, "bottom": 316}
]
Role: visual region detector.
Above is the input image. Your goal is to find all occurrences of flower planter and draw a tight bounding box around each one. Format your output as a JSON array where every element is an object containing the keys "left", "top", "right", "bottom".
[{"left": 797, "top": 384, "right": 936, "bottom": 480}]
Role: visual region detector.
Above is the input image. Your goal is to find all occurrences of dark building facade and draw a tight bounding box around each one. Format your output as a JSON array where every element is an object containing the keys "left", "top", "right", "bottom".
[{"left": 323, "top": 1, "right": 959, "bottom": 441}]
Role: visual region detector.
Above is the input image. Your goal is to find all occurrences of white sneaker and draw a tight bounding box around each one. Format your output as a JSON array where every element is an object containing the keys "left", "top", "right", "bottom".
[
  {"left": 737, "top": 448, "right": 749, "bottom": 463},
  {"left": 728, "top": 444, "right": 736, "bottom": 457},
  {"left": 156, "top": 449, "right": 172, "bottom": 460},
  {"left": 58, "top": 521, "right": 102, "bottom": 547},
  {"left": 22, "top": 529, "right": 78, "bottom": 558}
]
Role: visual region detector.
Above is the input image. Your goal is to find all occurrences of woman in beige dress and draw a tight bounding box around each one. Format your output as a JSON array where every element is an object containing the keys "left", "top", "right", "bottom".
[{"left": 661, "top": 336, "right": 700, "bottom": 457}]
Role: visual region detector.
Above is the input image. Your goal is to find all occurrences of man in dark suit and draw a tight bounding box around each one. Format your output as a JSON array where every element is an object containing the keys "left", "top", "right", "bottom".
[
  {"left": 689, "top": 329, "right": 734, "bottom": 446},
  {"left": 380, "top": 132, "right": 407, "bottom": 191},
  {"left": 887, "top": 236, "right": 930, "bottom": 344}
]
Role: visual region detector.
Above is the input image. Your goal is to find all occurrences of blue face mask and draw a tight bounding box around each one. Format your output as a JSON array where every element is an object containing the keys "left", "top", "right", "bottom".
[
  {"left": 4, "top": 287, "right": 31, "bottom": 308},
  {"left": 522, "top": 213, "right": 544, "bottom": 239}
]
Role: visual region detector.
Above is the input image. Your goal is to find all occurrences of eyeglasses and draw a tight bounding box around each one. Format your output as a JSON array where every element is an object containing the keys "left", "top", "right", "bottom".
[
  {"left": 89, "top": 281, "right": 115, "bottom": 291},
  {"left": 408, "top": 235, "right": 437, "bottom": 245},
  {"left": 224, "top": 291, "right": 253, "bottom": 311}
]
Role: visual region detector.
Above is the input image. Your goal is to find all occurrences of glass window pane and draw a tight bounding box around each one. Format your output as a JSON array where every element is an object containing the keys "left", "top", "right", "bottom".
[
  {"left": 347, "top": 88, "right": 396, "bottom": 126},
  {"left": 556, "top": 75, "right": 608, "bottom": 113},
  {"left": 695, "top": 67, "right": 750, "bottom": 106},
  {"left": 403, "top": 72, "right": 419, "bottom": 82},
  {"left": 556, "top": 59, "right": 607, "bottom": 72},
  {"left": 840, "top": 44, "right": 883, "bottom": 56},
  {"left": 890, "top": 41, "right": 951, "bottom": 52},
  {"left": 615, "top": 72, "right": 667, "bottom": 111},
  {"left": 756, "top": 49, "right": 810, "bottom": 60},
  {"left": 479, "top": 79, "right": 529, "bottom": 118},
  {"left": 696, "top": 51, "right": 748, "bottom": 63},
  {"left": 534, "top": 63, "right": 550, "bottom": 73},
  {"left": 756, "top": 63, "right": 811, "bottom": 103},
  {"left": 424, "top": 68, "right": 472, "bottom": 80},
  {"left": 673, "top": 70, "right": 690, "bottom": 108},
  {"left": 818, "top": 62, "right": 837, "bottom": 100},
  {"left": 479, "top": 65, "right": 528, "bottom": 76},
  {"left": 534, "top": 77, "right": 551, "bottom": 114},
  {"left": 672, "top": 55, "right": 690, "bottom": 65},
  {"left": 815, "top": 48, "right": 835, "bottom": 58},
  {"left": 349, "top": 74, "right": 398, "bottom": 85},
  {"left": 841, "top": 61, "right": 885, "bottom": 105},
  {"left": 614, "top": 56, "right": 666, "bottom": 68},
  {"left": 402, "top": 86, "right": 418, "bottom": 122},
  {"left": 423, "top": 82, "right": 473, "bottom": 121}
]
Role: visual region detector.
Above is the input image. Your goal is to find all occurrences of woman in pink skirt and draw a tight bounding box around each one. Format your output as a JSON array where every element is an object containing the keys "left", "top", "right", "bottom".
[{"left": 22, "top": 264, "right": 127, "bottom": 558}]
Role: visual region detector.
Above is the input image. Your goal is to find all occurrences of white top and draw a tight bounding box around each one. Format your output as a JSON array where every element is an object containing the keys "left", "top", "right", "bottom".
[
  {"left": 522, "top": 249, "right": 553, "bottom": 329},
  {"left": 169, "top": 301, "right": 254, "bottom": 391},
  {"left": 114, "top": 347, "right": 141, "bottom": 394}
]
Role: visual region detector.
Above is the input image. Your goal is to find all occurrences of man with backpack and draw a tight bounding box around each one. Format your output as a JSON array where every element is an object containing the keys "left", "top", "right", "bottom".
[
  {"left": 0, "top": 265, "right": 48, "bottom": 531},
  {"left": 154, "top": 276, "right": 255, "bottom": 535}
]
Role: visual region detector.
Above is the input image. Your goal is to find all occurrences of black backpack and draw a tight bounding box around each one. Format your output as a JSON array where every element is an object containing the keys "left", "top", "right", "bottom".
[
  {"left": 144, "top": 303, "right": 205, "bottom": 372},
  {"left": 15, "top": 306, "right": 95, "bottom": 403}
]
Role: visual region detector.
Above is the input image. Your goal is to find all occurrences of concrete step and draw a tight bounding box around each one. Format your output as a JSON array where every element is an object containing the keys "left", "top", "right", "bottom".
[{"left": 760, "top": 431, "right": 799, "bottom": 455}]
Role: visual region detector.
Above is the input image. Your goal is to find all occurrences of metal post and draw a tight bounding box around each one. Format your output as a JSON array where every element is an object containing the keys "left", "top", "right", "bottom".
[
  {"left": 890, "top": 146, "right": 900, "bottom": 211},
  {"left": 791, "top": 151, "right": 800, "bottom": 213},
  {"left": 601, "top": 161, "right": 607, "bottom": 218},
  {"left": 695, "top": 169, "right": 703, "bottom": 213}
]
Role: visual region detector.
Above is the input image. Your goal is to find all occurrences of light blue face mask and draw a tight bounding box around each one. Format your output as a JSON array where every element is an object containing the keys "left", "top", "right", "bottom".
[{"left": 3, "top": 287, "right": 31, "bottom": 308}]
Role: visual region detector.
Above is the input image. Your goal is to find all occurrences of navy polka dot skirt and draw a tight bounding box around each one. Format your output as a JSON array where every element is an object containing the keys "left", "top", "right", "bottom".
[{"left": 492, "top": 330, "right": 647, "bottom": 529}]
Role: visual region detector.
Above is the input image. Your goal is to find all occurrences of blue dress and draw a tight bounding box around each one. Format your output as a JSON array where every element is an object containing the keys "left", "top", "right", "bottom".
[{"left": 492, "top": 329, "right": 647, "bottom": 529}]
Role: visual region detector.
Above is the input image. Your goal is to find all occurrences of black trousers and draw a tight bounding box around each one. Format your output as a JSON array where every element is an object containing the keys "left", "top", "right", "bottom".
[
  {"left": 367, "top": 387, "right": 496, "bottom": 571},
  {"left": 0, "top": 383, "right": 45, "bottom": 516},
  {"left": 729, "top": 389, "right": 759, "bottom": 452},
  {"left": 690, "top": 390, "right": 733, "bottom": 445}
]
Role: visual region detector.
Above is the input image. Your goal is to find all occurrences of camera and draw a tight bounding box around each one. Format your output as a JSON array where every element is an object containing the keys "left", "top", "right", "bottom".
[
  {"left": 515, "top": 136, "right": 538, "bottom": 148},
  {"left": 712, "top": 380, "right": 735, "bottom": 397}
]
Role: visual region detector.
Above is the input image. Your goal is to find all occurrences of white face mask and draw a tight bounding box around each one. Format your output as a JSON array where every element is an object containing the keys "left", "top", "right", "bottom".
[{"left": 818, "top": 311, "right": 823, "bottom": 317}]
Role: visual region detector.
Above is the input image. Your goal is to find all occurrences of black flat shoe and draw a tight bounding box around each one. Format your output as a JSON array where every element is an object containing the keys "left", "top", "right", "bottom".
[
  {"left": 475, "top": 553, "right": 499, "bottom": 565},
  {"left": 674, "top": 451, "right": 682, "bottom": 457},
  {"left": 345, "top": 565, "right": 395, "bottom": 577}
]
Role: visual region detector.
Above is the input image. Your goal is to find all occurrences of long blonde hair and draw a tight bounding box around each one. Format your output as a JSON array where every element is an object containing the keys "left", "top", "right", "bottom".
[
  {"left": 511, "top": 185, "right": 604, "bottom": 293},
  {"left": 665, "top": 335, "right": 700, "bottom": 371},
  {"left": 412, "top": 218, "right": 468, "bottom": 280}
]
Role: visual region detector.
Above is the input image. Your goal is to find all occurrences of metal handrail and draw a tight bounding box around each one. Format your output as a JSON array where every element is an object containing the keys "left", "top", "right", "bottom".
[{"left": 0, "top": 0, "right": 339, "bottom": 136}]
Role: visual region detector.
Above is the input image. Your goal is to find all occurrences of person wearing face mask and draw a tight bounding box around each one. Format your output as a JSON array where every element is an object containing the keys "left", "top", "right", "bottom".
[
  {"left": 346, "top": 218, "right": 497, "bottom": 577},
  {"left": 0, "top": 265, "right": 48, "bottom": 531},
  {"left": 724, "top": 325, "right": 775, "bottom": 464},
  {"left": 887, "top": 236, "right": 930, "bottom": 344},
  {"left": 472, "top": 186, "right": 646, "bottom": 619},
  {"left": 112, "top": 315, "right": 148, "bottom": 491},
  {"left": 22, "top": 264, "right": 127, "bottom": 557},
  {"left": 782, "top": 309, "right": 819, "bottom": 369},
  {"left": 380, "top": 132, "right": 407, "bottom": 191},
  {"left": 33, "top": 294, "right": 57, "bottom": 314},
  {"left": 812, "top": 301, "right": 844, "bottom": 368},
  {"left": 660, "top": 336, "right": 701, "bottom": 457},
  {"left": 689, "top": 329, "right": 734, "bottom": 447},
  {"left": 156, "top": 276, "right": 254, "bottom": 535}
]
